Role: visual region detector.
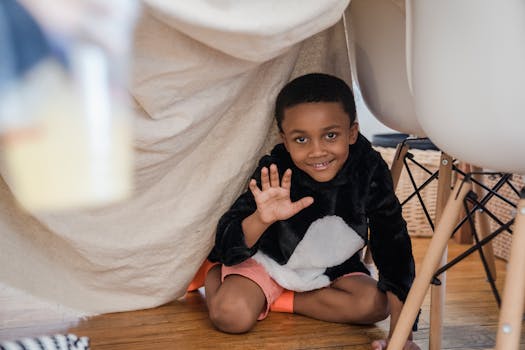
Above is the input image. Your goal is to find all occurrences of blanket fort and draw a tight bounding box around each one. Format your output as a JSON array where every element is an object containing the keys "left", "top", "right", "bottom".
[{"left": 0, "top": 0, "right": 353, "bottom": 314}]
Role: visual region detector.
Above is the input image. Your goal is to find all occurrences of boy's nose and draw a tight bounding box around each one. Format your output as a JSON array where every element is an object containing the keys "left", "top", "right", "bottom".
[{"left": 308, "top": 140, "right": 327, "bottom": 157}]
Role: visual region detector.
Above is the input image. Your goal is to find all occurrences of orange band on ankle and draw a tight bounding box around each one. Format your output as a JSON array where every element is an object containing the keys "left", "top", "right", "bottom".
[
  {"left": 269, "top": 289, "right": 294, "bottom": 313},
  {"left": 187, "top": 260, "right": 219, "bottom": 292}
]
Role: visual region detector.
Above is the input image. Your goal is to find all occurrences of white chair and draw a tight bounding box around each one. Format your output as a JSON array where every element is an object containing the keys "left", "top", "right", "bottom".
[
  {"left": 347, "top": 2, "right": 467, "bottom": 348},
  {"left": 345, "top": 0, "right": 427, "bottom": 189},
  {"left": 388, "top": 1, "right": 525, "bottom": 349},
  {"left": 347, "top": 1, "right": 511, "bottom": 348},
  {"left": 346, "top": 0, "right": 423, "bottom": 137}
]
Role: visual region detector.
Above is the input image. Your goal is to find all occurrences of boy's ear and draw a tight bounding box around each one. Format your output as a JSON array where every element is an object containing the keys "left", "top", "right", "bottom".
[{"left": 348, "top": 122, "right": 359, "bottom": 145}]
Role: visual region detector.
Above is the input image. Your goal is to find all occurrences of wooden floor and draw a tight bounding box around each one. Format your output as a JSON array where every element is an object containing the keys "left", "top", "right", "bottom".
[{"left": 1, "top": 237, "right": 524, "bottom": 349}]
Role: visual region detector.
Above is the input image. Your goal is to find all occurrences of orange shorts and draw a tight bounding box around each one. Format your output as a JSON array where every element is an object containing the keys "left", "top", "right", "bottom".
[
  {"left": 222, "top": 258, "right": 368, "bottom": 320},
  {"left": 222, "top": 258, "right": 291, "bottom": 320},
  {"left": 188, "top": 258, "right": 368, "bottom": 320}
]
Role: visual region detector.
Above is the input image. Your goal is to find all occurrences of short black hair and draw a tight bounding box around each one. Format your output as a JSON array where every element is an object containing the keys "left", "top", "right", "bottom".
[{"left": 274, "top": 73, "right": 356, "bottom": 131}]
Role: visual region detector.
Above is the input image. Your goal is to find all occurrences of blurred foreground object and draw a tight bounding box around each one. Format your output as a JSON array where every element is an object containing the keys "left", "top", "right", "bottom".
[
  {"left": 0, "top": 334, "right": 89, "bottom": 350},
  {"left": 0, "top": 0, "right": 139, "bottom": 211}
]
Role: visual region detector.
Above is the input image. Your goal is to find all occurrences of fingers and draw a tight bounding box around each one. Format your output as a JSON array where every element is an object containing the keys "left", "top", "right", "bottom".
[
  {"left": 260, "top": 166, "right": 270, "bottom": 191},
  {"left": 269, "top": 164, "right": 279, "bottom": 187},
  {"left": 258, "top": 165, "right": 293, "bottom": 193},
  {"left": 290, "top": 196, "right": 314, "bottom": 215},
  {"left": 261, "top": 164, "right": 281, "bottom": 190},
  {"left": 281, "top": 168, "right": 292, "bottom": 190},
  {"left": 248, "top": 179, "right": 261, "bottom": 198}
]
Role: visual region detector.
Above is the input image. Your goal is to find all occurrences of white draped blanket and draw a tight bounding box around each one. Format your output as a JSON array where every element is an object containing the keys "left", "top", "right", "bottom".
[{"left": 0, "top": 0, "right": 352, "bottom": 314}]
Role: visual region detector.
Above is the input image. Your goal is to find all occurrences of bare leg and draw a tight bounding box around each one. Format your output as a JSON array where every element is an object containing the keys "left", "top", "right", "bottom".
[
  {"left": 294, "top": 274, "right": 389, "bottom": 324},
  {"left": 204, "top": 265, "right": 267, "bottom": 334}
]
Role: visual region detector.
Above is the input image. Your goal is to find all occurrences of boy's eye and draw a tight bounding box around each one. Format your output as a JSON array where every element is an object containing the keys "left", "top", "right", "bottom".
[
  {"left": 325, "top": 132, "right": 338, "bottom": 140},
  {"left": 295, "top": 137, "right": 308, "bottom": 144}
]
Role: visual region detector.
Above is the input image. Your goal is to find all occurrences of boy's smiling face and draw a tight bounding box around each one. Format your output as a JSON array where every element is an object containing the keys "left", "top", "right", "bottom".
[{"left": 280, "top": 102, "right": 359, "bottom": 183}]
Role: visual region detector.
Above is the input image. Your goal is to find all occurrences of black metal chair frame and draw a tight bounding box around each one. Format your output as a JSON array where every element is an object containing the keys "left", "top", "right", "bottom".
[{"left": 395, "top": 137, "right": 521, "bottom": 306}]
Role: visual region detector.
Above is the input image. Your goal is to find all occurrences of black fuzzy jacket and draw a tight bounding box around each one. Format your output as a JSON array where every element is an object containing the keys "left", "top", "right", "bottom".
[{"left": 209, "top": 134, "right": 415, "bottom": 301}]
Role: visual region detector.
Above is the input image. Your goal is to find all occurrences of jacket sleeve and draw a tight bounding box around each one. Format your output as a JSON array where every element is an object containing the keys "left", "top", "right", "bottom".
[
  {"left": 366, "top": 156, "right": 416, "bottom": 302},
  {"left": 207, "top": 156, "right": 272, "bottom": 266},
  {"left": 208, "top": 192, "right": 258, "bottom": 266}
]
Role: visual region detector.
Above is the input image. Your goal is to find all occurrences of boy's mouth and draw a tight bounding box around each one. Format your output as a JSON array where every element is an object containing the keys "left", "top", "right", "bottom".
[{"left": 310, "top": 160, "right": 333, "bottom": 170}]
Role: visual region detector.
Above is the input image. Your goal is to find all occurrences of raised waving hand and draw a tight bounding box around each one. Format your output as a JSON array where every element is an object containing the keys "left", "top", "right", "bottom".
[{"left": 249, "top": 164, "right": 314, "bottom": 225}]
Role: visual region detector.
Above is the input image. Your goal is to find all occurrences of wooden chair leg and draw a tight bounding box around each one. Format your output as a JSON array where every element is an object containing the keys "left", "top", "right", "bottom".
[
  {"left": 495, "top": 196, "right": 525, "bottom": 350},
  {"left": 429, "top": 152, "right": 453, "bottom": 350},
  {"left": 390, "top": 142, "right": 409, "bottom": 192},
  {"left": 388, "top": 179, "right": 471, "bottom": 350}
]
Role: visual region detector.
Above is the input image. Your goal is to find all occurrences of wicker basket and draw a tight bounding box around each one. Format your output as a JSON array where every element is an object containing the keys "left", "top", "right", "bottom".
[
  {"left": 375, "top": 146, "right": 441, "bottom": 237},
  {"left": 482, "top": 174, "right": 523, "bottom": 261}
]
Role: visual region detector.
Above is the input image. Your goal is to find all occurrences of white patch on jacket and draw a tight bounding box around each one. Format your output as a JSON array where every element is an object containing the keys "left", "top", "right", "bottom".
[{"left": 252, "top": 215, "right": 365, "bottom": 292}]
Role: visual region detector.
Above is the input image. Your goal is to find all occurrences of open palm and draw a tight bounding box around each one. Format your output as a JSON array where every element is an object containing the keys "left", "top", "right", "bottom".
[{"left": 249, "top": 164, "right": 313, "bottom": 225}]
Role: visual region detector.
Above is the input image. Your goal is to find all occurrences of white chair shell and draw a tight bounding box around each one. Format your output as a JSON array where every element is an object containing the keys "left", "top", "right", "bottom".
[
  {"left": 347, "top": 0, "right": 426, "bottom": 137},
  {"left": 408, "top": 0, "right": 525, "bottom": 174}
]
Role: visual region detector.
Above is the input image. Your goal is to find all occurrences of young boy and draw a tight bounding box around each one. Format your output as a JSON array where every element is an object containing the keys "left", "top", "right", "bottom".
[{"left": 205, "top": 73, "right": 419, "bottom": 349}]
